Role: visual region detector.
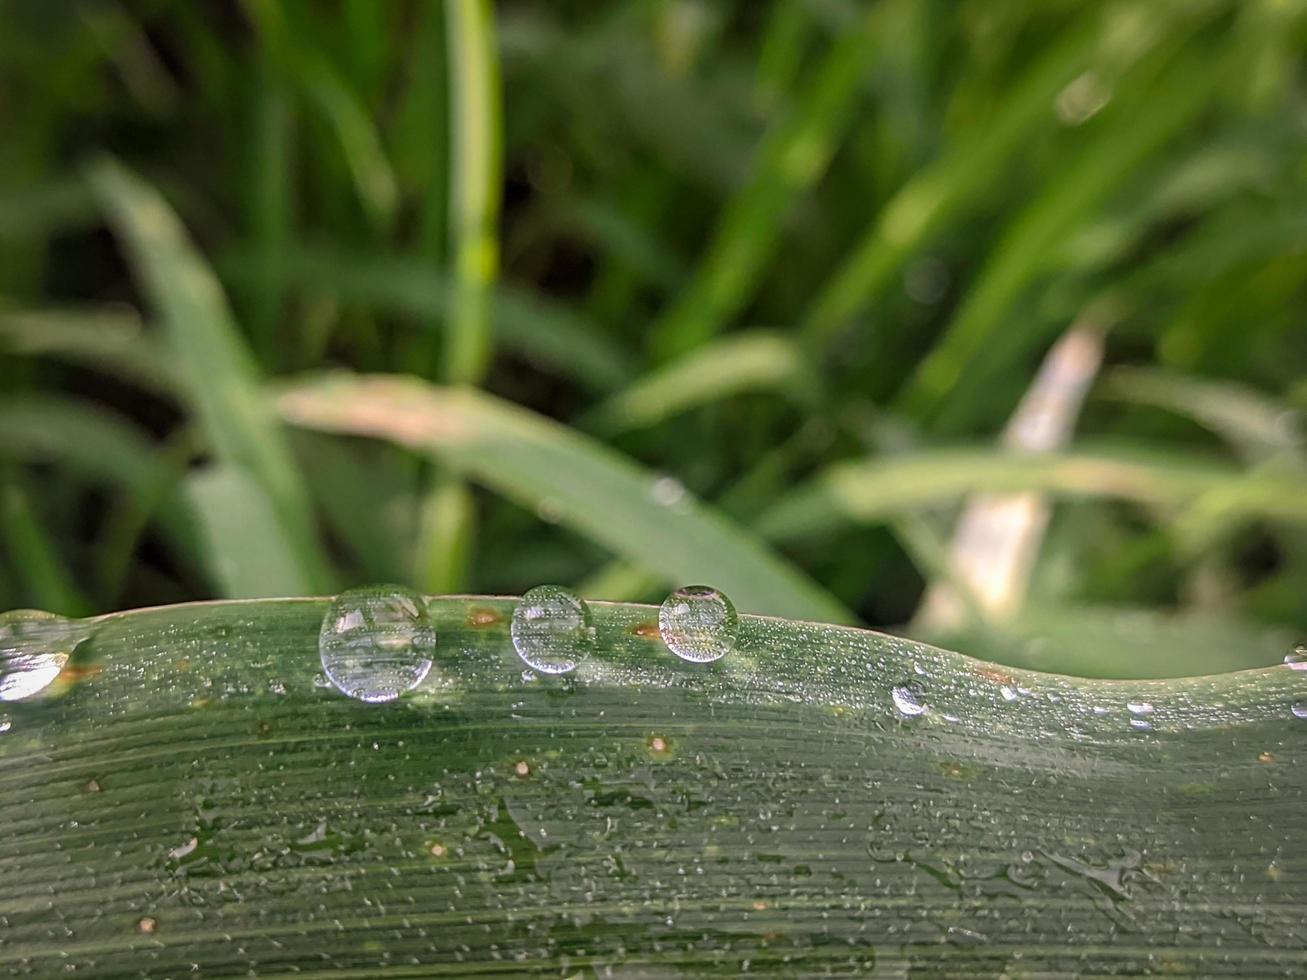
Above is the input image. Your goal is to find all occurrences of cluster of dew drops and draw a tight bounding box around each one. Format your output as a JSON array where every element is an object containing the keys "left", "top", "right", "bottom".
[
  {"left": 317, "top": 583, "right": 739, "bottom": 703},
  {"left": 2, "top": 598, "right": 1307, "bottom": 724}
]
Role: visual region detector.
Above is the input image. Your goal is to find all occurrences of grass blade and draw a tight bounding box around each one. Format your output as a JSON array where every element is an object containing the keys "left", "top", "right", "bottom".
[
  {"left": 222, "top": 246, "right": 633, "bottom": 392},
  {"left": 757, "top": 446, "right": 1307, "bottom": 543},
  {"left": 0, "top": 395, "right": 201, "bottom": 582},
  {"left": 0, "top": 306, "right": 182, "bottom": 399},
  {"left": 584, "top": 330, "right": 814, "bottom": 435},
  {"left": 444, "top": 0, "right": 502, "bottom": 385},
  {"left": 87, "top": 157, "right": 333, "bottom": 594},
  {"left": 897, "top": 46, "right": 1219, "bottom": 427},
  {"left": 1102, "top": 366, "right": 1304, "bottom": 464},
  {"left": 183, "top": 465, "right": 313, "bottom": 598},
  {"left": 0, "top": 473, "right": 91, "bottom": 615},
  {"left": 799, "top": 5, "right": 1187, "bottom": 347},
  {"left": 278, "top": 373, "right": 853, "bottom": 623},
  {"left": 648, "top": 10, "right": 876, "bottom": 360}
]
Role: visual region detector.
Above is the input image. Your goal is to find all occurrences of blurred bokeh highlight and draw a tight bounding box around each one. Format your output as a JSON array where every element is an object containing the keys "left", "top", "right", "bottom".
[{"left": 2, "top": 0, "right": 1306, "bottom": 677}]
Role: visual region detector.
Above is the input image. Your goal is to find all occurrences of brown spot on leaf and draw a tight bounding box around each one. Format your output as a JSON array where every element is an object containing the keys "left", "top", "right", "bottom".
[
  {"left": 467, "top": 608, "right": 501, "bottom": 627},
  {"left": 973, "top": 665, "right": 1015, "bottom": 686}
]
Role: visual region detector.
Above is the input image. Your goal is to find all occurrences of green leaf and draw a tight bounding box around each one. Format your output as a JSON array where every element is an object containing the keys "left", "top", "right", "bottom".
[
  {"left": 0, "top": 474, "right": 91, "bottom": 615},
  {"left": 649, "top": 10, "right": 876, "bottom": 360},
  {"left": 1102, "top": 366, "right": 1304, "bottom": 464},
  {"left": 223, "top": 245, "right": 633, "bottom": 392},
  {"left": 584, "top": 330, "right": 814, "bottom": 435},
  {"left": 757, "top": 447, "right": 1307, "bottom": 542},
  {"left": 1, "top": 596, "right": 1302, "bottom": 974},
  {"left": 87, "top": 157, "right": 333, "bottom": 596},
  {"left": 443, "top": 0, "right": 502, "bottom": 386},
  {"left": 277, "top": 373, "right": 851, "bottom": 624},
  {"left": 182, "top": 465, "right": 314, "bottom": 598},
  {"left": 0, "top": 306, "right": 183, "bottom": 400},
  {"left": 898, "top": 43, "right": 1219, "bottom": 427},
  {"left": 0, "top": 395, "right": 198, "bottom": 570}
]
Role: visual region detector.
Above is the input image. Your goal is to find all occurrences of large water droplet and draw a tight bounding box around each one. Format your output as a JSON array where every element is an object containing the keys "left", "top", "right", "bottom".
[
  {"left": 0, "top": 609, "right": 83, "bottom": 702},
  {"left": 318, "top": 586, "right": 435, "bottom": 702},
  {"left": 1291, "top": 701, "right": 1307, "bottom": 720},
  {"left": 510, "top": 585, "right": 592, "bottom": 674},
  {"left": 658, "top": 586, "right": 738, "bottom": 663},
  {"left": 892, "top": 683, "right": 928, "bottom": 717}
]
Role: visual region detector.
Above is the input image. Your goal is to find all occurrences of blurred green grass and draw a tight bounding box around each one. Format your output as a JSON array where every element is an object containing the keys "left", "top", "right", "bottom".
[{"left": 1, "top": 0, "right": 1305, "bottom": 677}]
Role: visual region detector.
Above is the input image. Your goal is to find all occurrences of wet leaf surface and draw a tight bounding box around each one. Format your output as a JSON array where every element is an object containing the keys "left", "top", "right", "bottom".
[{"left": 1, "top": 597, "right": 1305, "bottom": 975}]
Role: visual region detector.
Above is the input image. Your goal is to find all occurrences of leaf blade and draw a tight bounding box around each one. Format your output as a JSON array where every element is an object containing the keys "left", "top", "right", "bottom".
[{"left": 278, "top": 373, "right": 853, "bottom": 623}]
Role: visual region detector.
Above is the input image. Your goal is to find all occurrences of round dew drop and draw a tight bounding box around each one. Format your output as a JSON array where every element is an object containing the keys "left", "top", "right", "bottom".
[
  {"left": 318, "top": 586, "right": 435, "bottom": 702},
  {"left": 0, "top": 609, "right": 84, "bottom": 702},
  {"left": 658, "top": 586, "right": 738, "bottom": 663},
  {"left": 510, "top": 585, "right": 593, "bottom": 674}
]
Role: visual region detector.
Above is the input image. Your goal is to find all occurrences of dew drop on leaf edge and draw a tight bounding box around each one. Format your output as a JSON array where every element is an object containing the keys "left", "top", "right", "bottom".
[
  {"left": 0, "top": 609, "right": 81, "bottom": 702},
  {"left": 318, "top": 586, "right": 435, "bottom": 703},
  {"left": 510, "top": 585, "right": 593, "bottom": 675},
  {"left": 658, "top": 585, "right": 738, "bottom": 664}
]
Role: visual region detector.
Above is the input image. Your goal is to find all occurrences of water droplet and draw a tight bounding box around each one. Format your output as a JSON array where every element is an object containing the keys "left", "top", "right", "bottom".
[
  {"left": 0, "top": 609, "right": 84, "bottom": 702},
  {"left": 1285, "top": 643, "right": 1307, "bottom": 669},
  {"left": 318, "top": 586, "right": 435, "bottom": 702},
  {"left": 892, "top": 683, "right": 928, "bottom": 717},
  {"left": 1291, "top": 702, "right": 1307, "bottom": 720},
  {"left": 650, "top": 475, "right": 687, "bottom": 508},
  {"left": 510, "top": 585, "right": 592, "bottom": 674},
  {"left": 658, "top": 586, "right": 738, "bottom": 663},
  {"left": 0, "top": 714, "right": 10, "bottom": 734},
  {"left": 1000, "top": 686, "right": 1019, "bottom": 702},
  {"left": 945, "top": 925, "right": 989, "bottom": 947},
  {"left": 1126, "top": 701, "right": 1154, "bottom": 716}
]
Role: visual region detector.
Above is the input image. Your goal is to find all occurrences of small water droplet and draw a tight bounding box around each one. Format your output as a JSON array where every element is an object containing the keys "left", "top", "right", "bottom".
[
  {"left": 658, "top": 586, "right": 738, "bottom": 663},
  {"left": 945, "top": 925, "right": 988, "bottom": 947},
  {"left": 1129, "top": 718, "right": 1153, "bottom": 732},
  {"left": 0, "top": 609, "right": 85, "bottom": 702},
  {"left": 650, "top": 475, "right": 687, "bottom": 508},
  {"left": 318, "top": 586, "right": 435, "bottom": 702},
  {"left": 892, "top": 683, "right": 927, "bottom": 717},
  {"left": 1126, "top": 701, "right": 1154, "bottom": 715},
  {"left": 510, "top": 585, "right": 592, "bottom": 674},
  {"left": 0, "top": 714, "right": 10, "bottom": 734},
  {"left": 1285, "top": 643, "right": 1307, "bottom": 669},
  {"left": 1000, "top": 686, "right": 1019, "bottom": 702},
  {"left": 1291, "top": 701, "right": 1307, "bottom": 720}
]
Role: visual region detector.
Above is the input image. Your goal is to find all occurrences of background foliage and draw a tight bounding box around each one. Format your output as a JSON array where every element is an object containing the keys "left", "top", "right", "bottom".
[{"left": 2, "top": 0, "right": 1306, "bottom": 677}]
